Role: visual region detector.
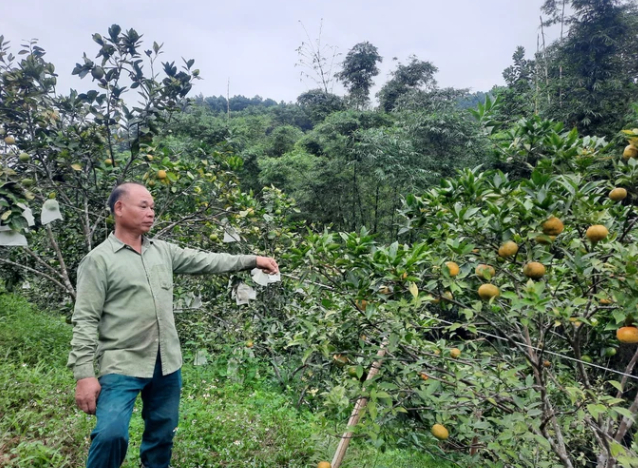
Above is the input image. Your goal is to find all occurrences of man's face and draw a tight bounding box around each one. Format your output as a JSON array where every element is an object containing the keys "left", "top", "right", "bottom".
[{"left": 115, "top": 184, "right": 155, "bottom": 234}]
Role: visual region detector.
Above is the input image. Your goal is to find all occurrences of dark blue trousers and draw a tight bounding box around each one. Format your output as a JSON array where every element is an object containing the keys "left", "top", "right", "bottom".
[{"left": 86, "top": 356, "right": 182, "bottom": 468}]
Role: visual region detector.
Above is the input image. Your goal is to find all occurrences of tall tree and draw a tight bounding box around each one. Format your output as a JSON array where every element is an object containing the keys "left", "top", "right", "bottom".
[
  {"left": 493, "top": 46, "right": 536, "bottom": 124},
  {"left": 541, "top": 0, "right": 638, "bottom": 135},
  {"left": 335, "top": 41, "right": 383, "bottom": 110},
  {"left": 295, "top": 19, "right": 339, "bottom": 93},
  {"left": 377, "top": 56, "right": 438, "bottom": 112}
]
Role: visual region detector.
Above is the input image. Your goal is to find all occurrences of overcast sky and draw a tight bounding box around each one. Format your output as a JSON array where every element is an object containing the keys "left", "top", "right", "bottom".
[{"left": 1, "top": 0, "right": 559, "bottom": 103}]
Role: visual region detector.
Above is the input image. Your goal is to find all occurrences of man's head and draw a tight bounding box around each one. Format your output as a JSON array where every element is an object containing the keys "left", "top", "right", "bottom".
[{"left": 108, "top": 182, "right": 155, "bottom": 234}]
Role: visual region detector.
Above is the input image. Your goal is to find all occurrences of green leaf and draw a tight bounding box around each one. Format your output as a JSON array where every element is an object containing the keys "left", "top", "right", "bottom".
[
  {"left": 610, "top": 441, "right": 626, "bottom": 458},
  {"left": 587, "top": 404, "right": 606, "bottom": 420}
]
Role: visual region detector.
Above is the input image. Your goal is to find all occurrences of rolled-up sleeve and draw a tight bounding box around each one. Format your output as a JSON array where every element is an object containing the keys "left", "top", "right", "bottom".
[
  {"left": 168, "top": 244, "right": 257, "bottom": 275},
  {"left": 67, "top": 255, "right": 107, "bottom": 380}
]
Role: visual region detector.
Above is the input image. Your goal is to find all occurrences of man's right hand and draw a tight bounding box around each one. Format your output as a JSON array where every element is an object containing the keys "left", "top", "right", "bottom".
[{"left": 75, "top": 377, "right": 101, "bottom": 415}]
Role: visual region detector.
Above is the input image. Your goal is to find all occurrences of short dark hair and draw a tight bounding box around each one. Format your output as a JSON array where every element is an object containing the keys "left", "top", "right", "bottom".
[{"left": 107, "top": 182, "right": 146, "bottom": 213}]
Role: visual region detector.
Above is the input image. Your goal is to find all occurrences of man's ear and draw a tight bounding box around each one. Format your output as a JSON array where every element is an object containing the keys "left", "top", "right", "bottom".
[{"left": 113, "top": 199, "right": 124, "bottom": 218}]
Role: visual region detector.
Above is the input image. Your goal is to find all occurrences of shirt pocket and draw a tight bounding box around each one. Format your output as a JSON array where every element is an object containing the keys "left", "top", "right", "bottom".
[{"left": 150, "top": 264, "right": 173, "bottom": 291}]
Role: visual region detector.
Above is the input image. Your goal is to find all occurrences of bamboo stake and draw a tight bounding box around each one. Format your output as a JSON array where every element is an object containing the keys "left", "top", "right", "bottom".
[
  {"left": 540, "top": 16, "right": 550, "bottom": 107},
  {"left": 331, "top": 341, "right": 388, "bottom": 468}
]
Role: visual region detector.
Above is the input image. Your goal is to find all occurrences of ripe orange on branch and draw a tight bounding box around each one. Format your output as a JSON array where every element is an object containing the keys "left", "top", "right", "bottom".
[
  {"left": 609, "top": 188, "right": 627, "bottom": 201},
  {"left": 623, "top": 144, "right": 638, "bottom": 160},
  {"left": 498, "top": 241, "right": 519, "bottom": 258},
  {"left": 445, "top": 261, "right": 460, "bottom": 277},
  {"left": 450, "top": 348, "right": 461, "bottom": 359},
  {"left": 478, "top": 284, "right": 500, "bottom": 300},
  {"left": 475, "top": 264, "right": 495, "bottom": 280},
  {"left": 523, "top": 262, "right": 546, "bottom": 279},
  {"left": 542, "top": 216, "right": 564, "bottom": 236},
  {"left": 617, "top": 326, "right": 638, "bottom": 344},
  {"left": 431, "top": 424, "right": 449, "bottom": 440},
  {"left": 586, "top": 225, "right": 608, "bottom": 243},
  {"left": 157, "top": 169, "right": 167, "bottom": 180}
]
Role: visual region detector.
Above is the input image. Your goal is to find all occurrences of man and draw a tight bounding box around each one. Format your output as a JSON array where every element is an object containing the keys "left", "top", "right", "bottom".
[{"left": 67, "top": 182, "right": 278, "bottom": 468}]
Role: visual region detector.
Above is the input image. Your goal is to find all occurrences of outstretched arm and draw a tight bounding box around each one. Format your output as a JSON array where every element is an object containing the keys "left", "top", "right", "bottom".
[{"left": 169, "top": 243, "right": 278, "bottom": 276}]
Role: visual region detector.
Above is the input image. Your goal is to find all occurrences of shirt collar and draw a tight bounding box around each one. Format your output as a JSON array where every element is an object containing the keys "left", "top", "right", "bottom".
[{"left": 107, "top": 232, "right": 154, "bottom": 252}]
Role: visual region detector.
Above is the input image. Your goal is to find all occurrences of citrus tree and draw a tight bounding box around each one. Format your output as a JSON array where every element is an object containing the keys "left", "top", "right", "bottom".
[
  {"left": 0, "top": 27, "right": 240, "bottom": 305},
  {"left": 246, "top": 121, "right": 638, "bottom": 468}
]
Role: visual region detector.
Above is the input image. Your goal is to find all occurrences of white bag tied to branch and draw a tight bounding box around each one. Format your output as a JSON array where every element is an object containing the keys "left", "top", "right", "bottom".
[
  {"left": 41, "top": 199, "right": 63, "bottom": 225},
  {"left": 0, "top": 227, "right": 28, "bottom": 246},
  {"left": 232, "top": 282, "right": 257, "bottom": 305},
  {"left": 223, "top": 226, "right": 241, "bottom": 243},
  {"left": 17, "top": 203, "right": 35, "bottom": 227},
  {"left": 251, "top": 268, "right": 281, "bottom": 287}
]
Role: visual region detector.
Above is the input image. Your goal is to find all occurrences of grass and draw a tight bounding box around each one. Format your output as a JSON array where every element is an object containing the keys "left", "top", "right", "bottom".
[{"left": 0, "top": 292, "right": 453, "bottom": 468}]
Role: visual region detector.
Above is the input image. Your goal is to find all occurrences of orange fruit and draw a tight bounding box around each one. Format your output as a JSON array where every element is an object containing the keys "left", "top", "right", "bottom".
[
  {"left": 475, "top": 264, "right": 495, "bottom": 280},
  {"left": 445, "top": 261, "right": 460, "bottom": 277},
  {"left": 586, "top": 225, "right": 608, "bottom": 243},
  {"left": 317, "top": 462, "right": 332, "bottom": 468},
  {"left": 157, "top": 170, "right": 167, "bottom": 180},
  {"left": 609, "top": 188, "right": 627, "bottom": 201},
  {"left": 617, "top": 326, "right": 638, "bottom": 344},
  {"left": 431, "top": 423, "right": 449, "bottom": 440},
  {"left": 623, "top": 144, "right": 638, "bottom": 160},
  {"left": 523, "top": 262, "right": 546, "bottom": 279},
  {"left": 419, "top": 372, "right": 429, "bottom": 381},
  {"left": 478, "top": 284, "right": 500, "bottom": 300},
  {"left": 450, "top": 348, "right": 461, "bottom": 359},
  {"left": 542, "top": 216, "right": 564, "bottom": 236},
  {"left": 498, "top": 241, "right": 518, "bottom": 258}
]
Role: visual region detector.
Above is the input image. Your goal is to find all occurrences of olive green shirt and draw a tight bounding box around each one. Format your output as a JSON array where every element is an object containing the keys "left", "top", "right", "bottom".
[{"left": 67, "top": 233, "right": 256, "bottom": 380}]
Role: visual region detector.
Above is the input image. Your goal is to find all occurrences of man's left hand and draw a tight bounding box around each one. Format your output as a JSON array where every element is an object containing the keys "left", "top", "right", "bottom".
[{"left": 256, "top": 256, "right": 279, "bottom": 275}]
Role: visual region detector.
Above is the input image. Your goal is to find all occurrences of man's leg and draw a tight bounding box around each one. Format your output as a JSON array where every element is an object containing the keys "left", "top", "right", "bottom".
[
  {"left": 139, "top": 357, "right": 182, "bottom": 468},
  {"left": 86, "top": 373, "right": 146, "bottom": 468}
]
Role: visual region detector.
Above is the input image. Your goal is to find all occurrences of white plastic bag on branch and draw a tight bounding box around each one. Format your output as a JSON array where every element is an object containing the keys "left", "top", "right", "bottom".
[
  {"left": 41, "top": 199, "right": 63, "bottom": 225},
  {"left": 18, "top": 203, "right": 35, "bottom": 227},
  {"left": 223, "top": 227, "right": 240, "bottom": 243},
  {"left": 251, "top": 268, "right": 281, "bottom": 286},
  {"left": 232, "top": 282, "right": 257, "bottom": 305},
  {"left": 0, "top": 225, "right": 28, "bottom": 246}
]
